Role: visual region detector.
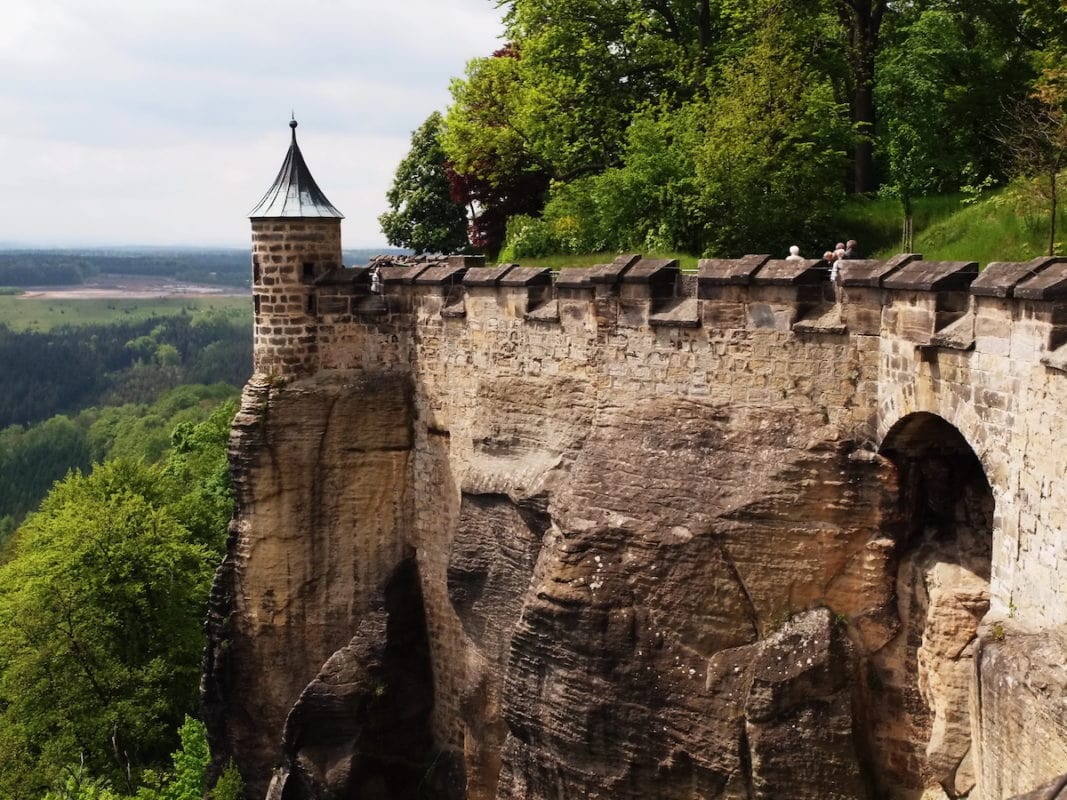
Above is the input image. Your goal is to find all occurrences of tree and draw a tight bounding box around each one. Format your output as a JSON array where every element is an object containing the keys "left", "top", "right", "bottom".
[
  {"left": 696, "top": 2, "right": 852, "bottom": 255},
  {"left": 833, "top": 0, "right": 889, "bottom": 193},
  {"left": 379, "top": 112, "right": 469, "bottom": 255},
  {"left": 0, "top": 457, "right": 221, "bottom": 796},
  {"left": 876, "top": 7, "right": 1031, "bottom": 248},
  {"left": 442, "top": 48, "right": 551, "bottom": 256},
  {"left": 1000, "top": 93, "right": 1066, "bottom": 255}
]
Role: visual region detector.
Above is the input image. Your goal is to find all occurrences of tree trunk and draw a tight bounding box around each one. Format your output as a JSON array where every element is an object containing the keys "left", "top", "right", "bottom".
[
  {"left": 1049, "top": 169, "right": 1059, "bottom": 257},
  {"left": 901, "top": 195, "right": 914, "bottom": 252},
  {"left": 852, "top": 79, "right": 877, "bottom": 194},
  {"left": 837, "top": 0, "right": 885, "bottom": 194}
]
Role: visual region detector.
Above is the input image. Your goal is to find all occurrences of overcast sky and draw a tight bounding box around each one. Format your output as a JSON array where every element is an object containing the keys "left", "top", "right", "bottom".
[{"left": 0, "top": 0, "right": 504, "bottom": 248}]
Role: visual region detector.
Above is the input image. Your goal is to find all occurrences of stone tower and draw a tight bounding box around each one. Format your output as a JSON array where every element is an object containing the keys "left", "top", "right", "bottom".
[{"left": 249, "top": 118, "right": 343, "bottom": 377}]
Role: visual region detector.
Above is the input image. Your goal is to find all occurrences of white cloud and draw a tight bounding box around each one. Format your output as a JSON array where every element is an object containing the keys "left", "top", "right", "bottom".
[{"left": 0, "top": 0, "right": 503, "bottom": 247}]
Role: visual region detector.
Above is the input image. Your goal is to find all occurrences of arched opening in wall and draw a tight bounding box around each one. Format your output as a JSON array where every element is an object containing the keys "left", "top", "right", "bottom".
[{"left": 867, "top": 412, "right": 993, "bottom": 800}]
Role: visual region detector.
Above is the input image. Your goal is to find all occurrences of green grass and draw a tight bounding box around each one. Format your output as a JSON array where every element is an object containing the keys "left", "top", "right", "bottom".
[
  {"left": 494, "top": 251, "right": 701, "bottom": 271},
  {"left": 837, "top": 179, "right": 1065, "bottom": 264},
  {"left": 836, "top": 194, "right": 968, "bottom": 257},
  {"left": 0, "top": 295, "right": 251, "bottom": 332},
  {"left": 902, "top": 186, "right": 1065, "bottom": 263}
]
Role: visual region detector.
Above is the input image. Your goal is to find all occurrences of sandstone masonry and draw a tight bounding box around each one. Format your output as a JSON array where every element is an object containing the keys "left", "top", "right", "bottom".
[{"left": 208, "top": 130, "right": 1067, "bottom": 800}]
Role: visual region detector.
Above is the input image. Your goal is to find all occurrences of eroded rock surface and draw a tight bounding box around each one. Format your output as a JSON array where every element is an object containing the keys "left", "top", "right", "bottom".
[
  {"left": 209, "top": 376, "right": 1018, "bottom": 800},
  {"left": 489, "top": 399, "right": 893, "bottom": 799},
  {"left": 265, "top": 558, "right": 462, "bottom": 800}
]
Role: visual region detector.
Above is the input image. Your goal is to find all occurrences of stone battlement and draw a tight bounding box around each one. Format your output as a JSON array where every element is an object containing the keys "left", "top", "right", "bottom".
[{"left": 255, "top": 252, "right": 1067, "bottom": 379}]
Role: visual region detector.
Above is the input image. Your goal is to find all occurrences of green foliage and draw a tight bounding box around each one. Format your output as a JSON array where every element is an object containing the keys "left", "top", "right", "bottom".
[
  {"left": 695, "top": 4, "right": 851, "bottom": 255},
  {"left": 501, "top": 107, "right": 704, "bottom": 257},
  {"left": 379, "top": 113, "right": 469, "bottom": 254},
  {"left": 0, "top": 396, "right": 236, "bottom": 795},
  {"left": 133, "top": 717, "right": 209, "bottom": 800},
  {"left": 41, "top": 717, "right": 239, "bottom": 800},
  {"left": 0, "top": 306, "right": 249, "bottom": 429},
  {"left": 208, "top": 762, "right": 244, "bottom": 800},
  {"left": 0, "top": 461, "right": 216, "bottom": 794},
  {"left": 42, "top": 764, "right": 123, "bottom": 800},
  {"left": 443, "top": 53, "right": 536, "bottom": 186},
  {"left": 0, "top": 384, "right": 238, "bottom": 540},
  {"left": 876, "top": 7, "right": 1029, "bottom": 213}
]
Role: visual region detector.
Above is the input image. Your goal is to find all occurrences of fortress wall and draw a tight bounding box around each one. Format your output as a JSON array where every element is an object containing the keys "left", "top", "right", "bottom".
[
  {"left": 876, "top": 291, "right": 1067, "bottom": 628},
  {"left": 383, "top": 271, "right": 881, "bottom": 754},
  {"left": 221, "top": 252, "right": 1067, "bottom": 796}
]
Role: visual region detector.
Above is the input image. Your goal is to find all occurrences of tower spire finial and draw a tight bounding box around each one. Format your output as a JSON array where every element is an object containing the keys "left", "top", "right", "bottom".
[{"left": 289, "top": 112, "right": 298, "bottom": 138}]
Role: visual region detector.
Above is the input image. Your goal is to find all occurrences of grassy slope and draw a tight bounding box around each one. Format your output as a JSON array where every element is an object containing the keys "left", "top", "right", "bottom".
[
  {"left": 509, "top": 178, "right": 1064, "bottom": 269},
  {"left": 839, "top": 183, "right": 1064, "bottom": 263},
  {"left": 0, "top": 295, "right": 250, "bottom": 332}
]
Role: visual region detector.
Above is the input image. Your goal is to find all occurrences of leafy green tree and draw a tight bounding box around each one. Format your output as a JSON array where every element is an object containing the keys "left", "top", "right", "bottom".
[
  {"left": 379, "top": 113, "right": 469, "bottom": 254},
  {"left": 134, "top": 717, "right": 209, "bottom": 800},
  {"left": 42, "top": 764, "right": 123, "bottom": 800},
  {"left": 0, "top": 459, "right": 220, "bottom": 795},
  {"left": 876, "top": 8, "right": 1029, "bottom": 247},
  {"left": 442, "top": 48, "right": 551, "bottom": 255},
  {"left": 696, "top": 2, "right": 852, "bottom": 254},
  {"left": 501, "top": 106, "right": 704, "bottom": 257}
]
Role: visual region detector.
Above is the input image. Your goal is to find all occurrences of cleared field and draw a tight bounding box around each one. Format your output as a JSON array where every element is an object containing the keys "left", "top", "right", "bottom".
[{"left": 0, "top": 294, "right": 251, "bottom": 331}]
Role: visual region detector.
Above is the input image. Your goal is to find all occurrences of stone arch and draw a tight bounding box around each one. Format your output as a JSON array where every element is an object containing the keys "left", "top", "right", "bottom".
[{"left": 865, "top": 412, "right": 994, "bottom": 800}]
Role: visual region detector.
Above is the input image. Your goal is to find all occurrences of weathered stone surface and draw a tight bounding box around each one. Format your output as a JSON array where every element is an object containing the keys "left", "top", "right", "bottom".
[
  {"left": 1007, "top": 774, "right": 1067, "bottom": 799},
  {"left": 974, "top": 626, "right": 1067, "bottom": 800},
  {"left": 882, "top": 260, "right": 978, "bottom": 292},
  {"left": 203, "top": 372, "right": 413, "bottom": 797},
  {"left": 492, "top": 399, "right": 892, "bottom": 800},
  {"left": 746, "top": 608, "right": 865, "bottom": 800},
  {"left": 266, "top": 558, "right": 462, "bottom": 800}
]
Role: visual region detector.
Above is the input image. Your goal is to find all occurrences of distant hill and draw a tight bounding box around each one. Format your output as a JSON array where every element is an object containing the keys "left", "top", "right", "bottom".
[{"left": 0, "top": 247, "right": 412, "bottom": 288}]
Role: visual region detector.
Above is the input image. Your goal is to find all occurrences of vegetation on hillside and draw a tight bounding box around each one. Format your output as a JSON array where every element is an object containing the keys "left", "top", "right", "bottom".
[
  {"left": 382, "top": 0, "right": 1066, "bottom": 261},
  {"left": 0, "top": 399, "right": 239, "bottom": 798},
  {"left": 0, "top": 383, "right": 240, "bottom": 543},
  {"left": 0, "top": 306, "right": 251, "bottom": 430}
]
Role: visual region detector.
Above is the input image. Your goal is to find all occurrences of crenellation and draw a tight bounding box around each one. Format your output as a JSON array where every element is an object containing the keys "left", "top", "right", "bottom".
[{"left": 237, "top": 160, "right": 1067, "bottom": 799}]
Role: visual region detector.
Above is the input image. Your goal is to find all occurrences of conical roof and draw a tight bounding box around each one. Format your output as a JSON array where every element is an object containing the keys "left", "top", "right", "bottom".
[{"left": 249, "top": 119, "right": 344, "bottom": 219}]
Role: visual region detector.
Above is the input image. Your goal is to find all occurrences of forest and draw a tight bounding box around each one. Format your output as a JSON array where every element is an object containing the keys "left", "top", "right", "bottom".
[
  {"left": 0, "top": 248, "right": 410, "bottom": 288},
  {"left": 381, "top": 0, "right": 1067, "bottom": 261},
  {"left": 0, "top": 302, "right": 252, "bottom": 797}
]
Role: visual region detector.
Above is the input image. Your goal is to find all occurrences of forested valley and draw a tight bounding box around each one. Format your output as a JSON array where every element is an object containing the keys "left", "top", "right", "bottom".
[
  {"left": 0, "top": 248, "right": 410, "bottom": 288},
  {"left": 0, "top": 296, "right": 251, "bottom": 797},
  {"left": 381, "top": 0, "right": 1066, "bottom": 262}
]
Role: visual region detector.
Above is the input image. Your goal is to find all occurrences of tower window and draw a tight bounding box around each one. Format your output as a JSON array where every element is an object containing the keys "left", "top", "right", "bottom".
[
  {"left": 253, "top": 294, "right": 261, "bottom": 314},
  {"left": 253, "top": 258, "right": 261, "bottom": 283},
  {"left": 302, "top": 262, "right": 315, "bottom": 280},
  {"left": 306, "top": 294, "right": 317, "bottom": 315}
]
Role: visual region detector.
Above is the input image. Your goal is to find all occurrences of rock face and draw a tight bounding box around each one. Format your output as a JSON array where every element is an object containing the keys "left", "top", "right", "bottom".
[
  {"left": 206, "top": 252, "right": 1067, "bottom": 798},
  {"left": 265, "top": 558, "right": 462, "bottom": 800},
  {"left": 974, "top": 626, "right": 1067, "bottom": 800},
  {"left": 203, "top": 374, "right": 414, "bottom": 795},
  {"left": 210, "top": 376, "right": 968, "bottom": 799}
]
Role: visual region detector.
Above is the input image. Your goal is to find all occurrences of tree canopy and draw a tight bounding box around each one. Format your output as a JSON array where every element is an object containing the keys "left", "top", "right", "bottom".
[
  {"left": 384, "top": 0, "right": 1063, "bottom": 259},
  {"left": 0, "top": 399, "right": 236, "bottom": 797},
  {"left": 379, "top": 112, "right": 469, "bottom": 254}
]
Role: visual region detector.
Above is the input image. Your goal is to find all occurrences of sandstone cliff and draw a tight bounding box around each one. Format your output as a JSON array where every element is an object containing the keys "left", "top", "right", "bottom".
[
  {"left": 204, "top": 371, "right": 1002, "bottom": 799},
  {"left": 205, "top": 253, "right": 1067, "bottom": 799}
]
